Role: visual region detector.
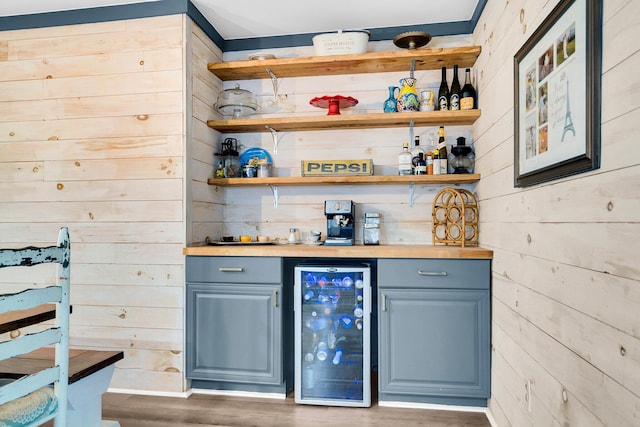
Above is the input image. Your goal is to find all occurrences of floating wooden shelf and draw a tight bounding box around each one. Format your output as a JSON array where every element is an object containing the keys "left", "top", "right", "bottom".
[
  {"left": 208, "top": 46, "right": 482, "bottom": 80},
  {"left": 207, "top": 110, "right": 481, "bottom": 133},
  {"left": 206, "top": 45, "right": 483, "bottom": 204},
  {"left": 207, "top": 174, "right": 480, "bottom": 187}
]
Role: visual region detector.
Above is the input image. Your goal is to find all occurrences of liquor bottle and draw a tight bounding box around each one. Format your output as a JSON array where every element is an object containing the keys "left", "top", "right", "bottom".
[
  {"left": 398, "top": 142, "right": 412, "bottom": 175},
  {"left": 415, "top": 153, "right": 427, "bottom": 175},
  {"left": 437, "top": 126, "right": 448, "bottom": 174},
  {"left": 461, "top": 68, "right": 477, "bottom": 110},
  {"left": 432, "top": 149, "right": 441, "bottom": 175},
  {"left": 411, "top": 135, "right": 425, "bottom": 173},
  {"left": 449, "top": 65, "right": 461, "bottom": 110},
  {"left": 438, "top": 67, "right": 449, "bottom": 110}
]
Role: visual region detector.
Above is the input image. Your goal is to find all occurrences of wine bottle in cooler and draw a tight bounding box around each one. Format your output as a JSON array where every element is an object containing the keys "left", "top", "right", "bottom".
[
  {"left": 438, "top": 67, "right": 449, "bottom": 110},
  {"left": 461, "top": 68, "right": 477, "bottom": 110},
  {"left": 449, "top": 65, "right": 461, "bottom": 110}
]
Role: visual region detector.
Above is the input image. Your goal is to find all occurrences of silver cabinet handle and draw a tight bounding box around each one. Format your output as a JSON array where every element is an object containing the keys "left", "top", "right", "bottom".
[
  {"left": 218, "top": 267, "right": 244, "bottom": 272},
  {"left": 273, "top": 290, "right": 279, "bottom": 307},
  {"left": 381, "top": 293, "right": 387, "bottom": 312},
  {"left": 417, "top": 270, "right": 447, "bottom": 276}
]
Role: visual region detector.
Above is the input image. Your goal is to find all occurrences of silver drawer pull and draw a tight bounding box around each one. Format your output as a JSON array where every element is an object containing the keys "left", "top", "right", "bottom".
[
  {"left": 417, "top": 270, "right": 447, "bottom": 276},
  {"left": 218, "top": 267, "right": 244, "bottom": 272}
]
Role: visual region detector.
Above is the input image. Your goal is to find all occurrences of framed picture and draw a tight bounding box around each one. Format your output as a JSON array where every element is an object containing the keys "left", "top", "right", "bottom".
[{"left": 514, "top": 0, "right": 602, "bottom": 187}]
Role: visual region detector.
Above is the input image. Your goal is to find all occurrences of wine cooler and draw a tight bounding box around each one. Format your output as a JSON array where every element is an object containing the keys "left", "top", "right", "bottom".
[{"left": 294, "top": 264, "right": 371, "bottom": 407}]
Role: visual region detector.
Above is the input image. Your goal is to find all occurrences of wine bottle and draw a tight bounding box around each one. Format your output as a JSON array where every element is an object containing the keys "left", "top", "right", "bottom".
[
  {"left": 411, "top": 135, "right": 425, "bottom": 173},
  {"left": 437, "top": 126, "right": 448, "bottom": 174},
  {"left": 398, "top": 142, "right": 412, "bottom": 176},
  {"left": 461, "top": 68, "right": 477, "bottom": 110},
  {"left": 437, "top": 67, "right": 449, "bottom": 111},
  {"left": 449, "top": 65, "right": 461, "bottom": 110}
]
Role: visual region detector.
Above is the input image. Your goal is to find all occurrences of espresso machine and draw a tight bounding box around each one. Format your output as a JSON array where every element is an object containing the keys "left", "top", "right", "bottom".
[{"left": 324, "top": 200, "right": 355, "bottom": 246}]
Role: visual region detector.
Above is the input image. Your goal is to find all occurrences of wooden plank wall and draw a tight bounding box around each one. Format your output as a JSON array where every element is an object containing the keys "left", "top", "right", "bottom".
[
  {"left": 473, "top": 0, "right": 640, "bottom": 425},
  {"left": 0, "top": 15, "right": 187, "bottom": 393},
  {"left": 187, "top": 20, "right": 224, "bottom": 246},
  {"left": 215, "top": 36, "right": 477, "bottom": 245}
]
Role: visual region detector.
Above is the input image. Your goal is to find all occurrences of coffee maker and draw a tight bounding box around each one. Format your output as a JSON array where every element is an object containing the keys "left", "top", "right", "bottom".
[{"left": 324, "top": 200, "right": 355, "bottom": 246}]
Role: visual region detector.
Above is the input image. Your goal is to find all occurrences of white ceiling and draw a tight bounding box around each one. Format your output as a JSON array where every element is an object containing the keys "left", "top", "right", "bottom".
[{"left": 0, "top": 0, "right": 481, "bottom": 40}]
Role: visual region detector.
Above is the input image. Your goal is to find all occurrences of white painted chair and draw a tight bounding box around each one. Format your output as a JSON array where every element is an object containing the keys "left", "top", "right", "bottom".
[{"left": 0, "top": 227, "right": 70, "bottom": 426}]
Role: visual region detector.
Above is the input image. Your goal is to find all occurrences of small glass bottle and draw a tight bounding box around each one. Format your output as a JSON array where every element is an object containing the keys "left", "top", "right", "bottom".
[
  {"left": 415, "top": 152, "right": 427, "bottom": 175},
  {"left": 288, "top": 228, "right": 300, "bottom": 244},
  {"left": 215, "top": 160, "right": 225, "bottom": 178},
  {"left": 398, "top": 142, "right": 412, "bottom": 175},
  {"left": 426, "top": 151, "right": 434, "bottom": 175}
]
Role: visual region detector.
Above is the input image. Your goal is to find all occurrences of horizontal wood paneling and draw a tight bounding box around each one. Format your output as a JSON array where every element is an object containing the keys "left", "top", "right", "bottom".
[
  {"left": 188, "top": 19, "right": 223, "bottom": 247},
  {"left": 70, "top": 325, "right": 182, "bottom": 351},
  {"left": 475, "top": 0, "right": 640, "bottom": 425},
  {"left": 0, "top": 15, "right": 186, "bottom": 394}
]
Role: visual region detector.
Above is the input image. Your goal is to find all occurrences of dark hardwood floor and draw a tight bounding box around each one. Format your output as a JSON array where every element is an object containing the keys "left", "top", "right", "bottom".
[{"left": 101, "top": 392, "right": 491, "bottom": 427}]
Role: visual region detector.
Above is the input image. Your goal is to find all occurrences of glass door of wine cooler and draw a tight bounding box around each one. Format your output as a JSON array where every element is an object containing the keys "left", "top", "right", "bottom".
[{"left": 294, "top": 265, "right": 371, "bottom": 407}]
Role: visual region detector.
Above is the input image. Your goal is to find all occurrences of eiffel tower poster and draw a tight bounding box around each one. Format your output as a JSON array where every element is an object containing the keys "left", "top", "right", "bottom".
[{"left": 561, "top": 79, "right": 576, "bottom": 142}]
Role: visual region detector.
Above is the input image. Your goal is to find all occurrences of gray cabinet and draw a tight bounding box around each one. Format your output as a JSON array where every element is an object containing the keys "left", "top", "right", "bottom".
[
  {"left": 377, "top": 258, "right": 490, "bottom": 407},
  {"left": 186, "top": 256, "right": 289, "bottom": 393}
]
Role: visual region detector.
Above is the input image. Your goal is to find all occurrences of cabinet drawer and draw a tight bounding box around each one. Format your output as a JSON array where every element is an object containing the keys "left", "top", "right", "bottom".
[
  {"left": 186, "top": 256, "right": 282, "bottom": 284},
  {"left": 378, "top": 258, "right": 489, "bottom": 290}
]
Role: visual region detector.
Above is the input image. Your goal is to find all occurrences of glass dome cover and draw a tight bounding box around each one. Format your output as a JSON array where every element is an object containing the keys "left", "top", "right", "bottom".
[{"left": 215, "top": 84, "right": 259, "bottom": 119}]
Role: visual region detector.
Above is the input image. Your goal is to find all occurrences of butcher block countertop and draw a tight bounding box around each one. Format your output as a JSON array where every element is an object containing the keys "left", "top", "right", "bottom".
[{"left": 183, "top": 244, "right": 493, "bottom": 259}]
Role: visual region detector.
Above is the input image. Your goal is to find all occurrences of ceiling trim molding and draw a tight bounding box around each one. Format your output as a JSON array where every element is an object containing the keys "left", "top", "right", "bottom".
[
  {"left": 0, "top": 0, "right": 190, "bottom": 31},
  {"left": 0, "top": 0, "right": 486, "bottom": 53}
]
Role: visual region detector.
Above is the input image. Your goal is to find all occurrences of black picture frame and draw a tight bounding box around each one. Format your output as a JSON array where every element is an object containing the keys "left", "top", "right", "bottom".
[{"left": 514, "top": 0, "right": 602, "bottom": 187}]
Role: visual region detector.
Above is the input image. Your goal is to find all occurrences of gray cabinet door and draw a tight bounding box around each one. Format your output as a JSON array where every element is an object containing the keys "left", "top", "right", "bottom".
[
  {"left": 378, "top": 288, "right": 490, "bottom": 399},
  {"left": 186, "top": 283, "right": 282, "bottom": 385}
]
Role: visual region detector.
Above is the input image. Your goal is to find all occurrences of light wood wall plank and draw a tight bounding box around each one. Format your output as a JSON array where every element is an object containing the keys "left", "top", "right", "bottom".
[
  {"left": 475, "top": 0, "right": 640, "bottom": 424},
  {"left": 0, "top": 201, "right": 182, "bottom": 222},
  {"left": 0, "top": 113, "right": 183, "bottom": 142},
  {"left": 0, "top": 179, "right": 183, "bottom": 202}
]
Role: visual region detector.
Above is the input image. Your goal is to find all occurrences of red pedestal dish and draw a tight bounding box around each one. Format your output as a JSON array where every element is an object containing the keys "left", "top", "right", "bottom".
[{"left": 310, "top": 95, "right": 358, "bottom": 115}]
